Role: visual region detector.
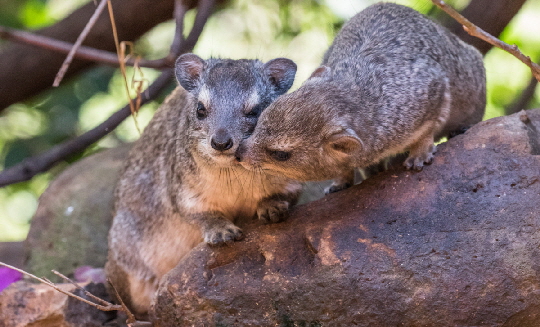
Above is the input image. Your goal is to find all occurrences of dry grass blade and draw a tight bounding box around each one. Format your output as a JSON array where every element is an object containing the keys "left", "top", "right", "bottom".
[
  {"left": 53, "top": 0, "right": 109, "bottom": 87},
  {"left": 431, "top": 0, "right": 540, "bottom": 82},
  {"left": 108, "top": 2, "right": 144, "bottom": 134}
]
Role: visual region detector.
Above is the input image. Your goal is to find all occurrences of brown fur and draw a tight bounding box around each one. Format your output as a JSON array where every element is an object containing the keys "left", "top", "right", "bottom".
[
  {"left": 236, "top": 3, "right": 486, "bottom": 193},
  {"left": 106, "top": 54, "right": 301, "bottom": 318}
]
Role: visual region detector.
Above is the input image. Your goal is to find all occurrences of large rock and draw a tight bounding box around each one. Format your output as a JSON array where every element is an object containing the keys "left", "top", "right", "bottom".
[
  {"left": 154, "top": 110, "right": 540, "bottom": 326},
  {"left": 23, "top": 142, "right": 326, "bottom": 283},
  {"left": 25, "top": 145, "right": 131, "bottom": 281}
]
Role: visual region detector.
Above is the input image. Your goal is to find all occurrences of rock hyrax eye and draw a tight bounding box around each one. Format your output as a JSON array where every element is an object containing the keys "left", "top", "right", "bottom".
[
  {"left": 269, "top": 150, "right": 291, "bottom": 161},
  {"left": 196, "top": 102, "right": 207, "bottom": 119}
]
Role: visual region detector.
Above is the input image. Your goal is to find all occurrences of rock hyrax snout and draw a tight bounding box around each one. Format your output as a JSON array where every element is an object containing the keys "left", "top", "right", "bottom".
[
  {"left": 236, "top": 3, "right": 486, "bottom": 193},
  {"left": 106, "top": 53, "right": 302, "bottom": 318}
]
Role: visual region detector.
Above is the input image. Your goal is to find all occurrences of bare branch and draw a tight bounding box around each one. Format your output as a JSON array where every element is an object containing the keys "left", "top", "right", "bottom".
[
  {"left": 0, "top": 262, "right": 152, "bottom": 326},
  {"left": 431, "top": 0, "right": 540, "bottom": 83},
  {"left": 445, "top": 0, "right": 527, "bottom": 55},
  {"left": 53, "top": 0, "right": 109, "bottom": 87},
  {"left": 0, "top": 0, "right": 220, "bottom": 187},
  {"left": 0, "top": 0, "right": 181, "bottom": 111},
  {"left": 0, "top": 69, "right": 174, "bottom": 188},
  {"left": 0, "top": 26, "right": 171, "bottom": 68},
  {"left": 181, "top": 0, "right": 215, "bottom": 53},
  {"left": 52, "top": 270, "right": 111, "bottom": 307},
  {"left": 109, "top": 280, "right": 138, "bottom": 324},
  {"left": 0, "top": 261, "right": 122, "bottom": 312},
  {"left": 169, "top": 0, "right": 188, "bottom": 57}
]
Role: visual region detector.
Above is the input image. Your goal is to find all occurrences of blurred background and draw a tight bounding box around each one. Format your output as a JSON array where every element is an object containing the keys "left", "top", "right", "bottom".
[{"left": 0, "top": 0, "right": 539, "bottom": 242}]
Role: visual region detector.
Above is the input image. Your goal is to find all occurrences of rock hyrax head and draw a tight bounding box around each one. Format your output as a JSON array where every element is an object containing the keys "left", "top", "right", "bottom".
[
  {"left": 175, "top": 53, "right": 297, "bottom": 166},
  {"left": 235, "top": 66, "right": 363, "bottom": 181}
]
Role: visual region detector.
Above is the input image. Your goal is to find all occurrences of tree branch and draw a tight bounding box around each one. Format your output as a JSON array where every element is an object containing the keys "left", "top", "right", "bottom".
[
  {"left": 445, "top": 0, "right": 527, "bottom": 55},
  {"left": 0, "top": 26, "right": 169, "bottom": 69},
  {"left": 182, "top": 0, "right": 215, "bottom": 53},
  {"left": 169, "top": 0, "right": 188, "bottom": 57},
  {"left": 431, "top": 0, "right": 540, "bottom": 83},
  {"left": 0, "top": 0, "right": 180, "bottom": 111},
  {"left": 0, "top": 0, "right": 217, "bottom": 187},
  {"left": 0, "top": 69, "right": 174, "bottom": 187}
]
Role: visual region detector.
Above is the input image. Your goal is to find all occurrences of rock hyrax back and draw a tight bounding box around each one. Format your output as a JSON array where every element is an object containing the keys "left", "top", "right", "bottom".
[
  {"left": 236, "top": 3, "right": 486, "bottom": 193},
  {"left": 106, "top": 54, "right": 301, "bottom": 318}
]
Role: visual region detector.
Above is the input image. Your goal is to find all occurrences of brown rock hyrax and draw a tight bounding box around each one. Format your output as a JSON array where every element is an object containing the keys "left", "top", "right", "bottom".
[
  {"left": 236, "top": 3, "right": 486, "bottom": 193},
  {"left": 106, "top": 53, "right": 301, "bottom": 317}
]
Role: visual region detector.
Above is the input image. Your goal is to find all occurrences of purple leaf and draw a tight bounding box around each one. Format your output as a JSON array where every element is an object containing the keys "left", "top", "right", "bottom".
[{"left": 0, "top": 267, "right": 22, "bottom": 292}]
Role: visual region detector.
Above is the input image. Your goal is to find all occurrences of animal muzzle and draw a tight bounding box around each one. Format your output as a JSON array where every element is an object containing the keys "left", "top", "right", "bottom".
[{"left": 211, "top": 128, "right": 233, "bottom": 152}]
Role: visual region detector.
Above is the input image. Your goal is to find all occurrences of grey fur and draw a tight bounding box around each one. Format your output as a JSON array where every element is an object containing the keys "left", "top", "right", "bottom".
[
  {"left": 237, "top": 3, "right": 486, "bottom": 193},
  {"left": 106, "top": 54, "right": 301, "bottom": 318}
]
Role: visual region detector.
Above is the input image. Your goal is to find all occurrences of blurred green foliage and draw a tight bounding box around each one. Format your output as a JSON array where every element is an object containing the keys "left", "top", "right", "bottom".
[{"left": 0, "top": 0, "right": 539, "bottom": 241}]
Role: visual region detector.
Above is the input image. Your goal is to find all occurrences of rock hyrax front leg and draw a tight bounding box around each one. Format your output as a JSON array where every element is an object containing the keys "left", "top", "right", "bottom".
[
  {"left": 403, "top": 134, "right": 437, "bottom": 171},
  {"left": 257, "top": 199, "right": 289, "bottom": 224},
  {"left": 256, "top": 192, "right": 300, "bottom": 224}
]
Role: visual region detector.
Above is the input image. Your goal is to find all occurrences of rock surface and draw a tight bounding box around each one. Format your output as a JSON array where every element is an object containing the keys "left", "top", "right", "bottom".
[
  {"left": 23, "top": 142, "right": 326, "bottom": 283},
  {"left": 0, "top": 281, "right": 114, "bottom": 327},
  {"left": 24, "top": 145, "right": 131, "bottom": 281},
  {"left": 154, "top": 110, "right": 540, "bottom": 326}
]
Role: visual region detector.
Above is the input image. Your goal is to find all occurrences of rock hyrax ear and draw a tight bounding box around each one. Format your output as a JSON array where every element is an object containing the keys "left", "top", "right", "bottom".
[
  {"left": 309, "top": 65, "right": 332, "bottom": 81},
  {"left": 175, "top": 53, "right": 206, "bottom": 93},
  {"left": 263, "top": 58, "right": 297, "bottom": 95},
  {"left": 325, "top": 128, "right": 363, "bottom": 156}
]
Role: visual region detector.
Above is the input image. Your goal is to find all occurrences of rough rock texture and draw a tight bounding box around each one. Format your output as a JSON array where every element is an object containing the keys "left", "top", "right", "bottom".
[
  {"left": 25, "top": 145, "right": 131, "bottom": 281},
  {"left": 0, "top": 281, "right": 114, "bottom": 327},
  {"left": 154, "top": 110, "right": 540, "bottom": 326},
  {"left": 23, "top": 142, "right": 326, "bottom": 282}
]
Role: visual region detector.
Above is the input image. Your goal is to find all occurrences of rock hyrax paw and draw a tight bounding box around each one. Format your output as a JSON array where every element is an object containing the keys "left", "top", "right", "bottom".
[
  {"left": 257, "top": 200, "right": 289, "bottom": 224},
  {"left": 404, "top": 152, "right": 435, "bottom": 171},
  {"left": 204, "top": 223, "right": 243, "bottom": 245},
  {"left": 324, "top": 183, "right": 352, "bottom": 195}
]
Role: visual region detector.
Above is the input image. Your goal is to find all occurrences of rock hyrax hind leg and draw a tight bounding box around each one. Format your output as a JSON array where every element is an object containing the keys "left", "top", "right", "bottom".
[
  {"left": 403, "top": 134, "right": 437, "bottom": 171},
  {"left": 122, "top": 273, "right": 157, "bottom": 320}
]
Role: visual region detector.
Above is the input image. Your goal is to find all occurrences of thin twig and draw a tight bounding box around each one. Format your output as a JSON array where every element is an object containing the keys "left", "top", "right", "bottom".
[
  {"left": 431, "top": 0, "right": 540, "bottom": 82},
  {"left": 109, "top": 280, "right": 138, "bottom": 324},
  {"left": 53, "top": 270, "right": 111, "bottom": 307},
  {"left": 53, "top": 0, "right": 109, "bottom": 87},
  {"left": 0, "top": 261, "right": 122, "bottom": 311},
  {"left": 0, "top": 69, "right": 174, "bottom": 187},
  {"left": 0, "top": 26, "right": 171, "bottom": 68},
  {"left": 0, "top": 262, "right": 152, "bottom": 326}
]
